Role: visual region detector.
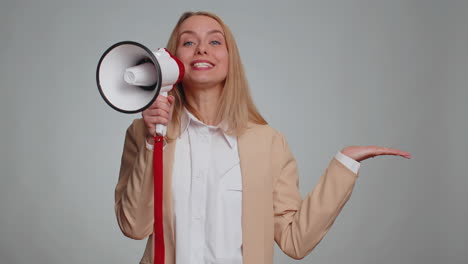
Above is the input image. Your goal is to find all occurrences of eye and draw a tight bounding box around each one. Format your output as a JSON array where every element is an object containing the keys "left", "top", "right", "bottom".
[
  {"left": 182, "top": 41, "right": 194, "bottom": 46},
  {"left": 210, "top": 40, "right": 221, "bottom": 45}
]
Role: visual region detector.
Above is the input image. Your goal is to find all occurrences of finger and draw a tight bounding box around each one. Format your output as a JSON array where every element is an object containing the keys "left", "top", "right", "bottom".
[
  {"left": 148, "top": 96, "right": 171, "bottom": 110},
  {"left": 381, "top": 147, "right": 411, "bottom": 157},
  {"left": 145, "top": 108, "right": 170, "bottom": 119},
  {"left": 143, "top": 110, "right": 168, "bottom": 123},
  {"left": 147, "top": 101, "right": 171, "bottom": 111},
  {"left": 142, "top": 109, "right": 150, "bottom": 119},
  {"left": 158, "top": 102, "right": 173, "bottom": 113},
  {"left": 155, "top": 117, "right": 169, "bottom": 126},
  {"left": 375, "top": 147, "right": 412, "bottom": 159},
  {"left": 145, "top": 116, "right": 169, "bottom": 126},
  {"left": 143, "top": 111, "right": 168, "bottom": 124},
  {"left": 168, "top": 95, "right": 175, "bottom": 104},
  {"left": 156, "top": 95, "right": 171, "bottom": 104}
]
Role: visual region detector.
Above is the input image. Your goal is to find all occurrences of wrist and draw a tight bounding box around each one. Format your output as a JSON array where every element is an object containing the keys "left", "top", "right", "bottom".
[{"left": 340, "top": 147, "right": 357, "bottom": 161}]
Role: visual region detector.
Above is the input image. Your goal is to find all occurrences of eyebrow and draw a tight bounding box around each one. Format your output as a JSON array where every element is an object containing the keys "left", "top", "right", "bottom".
[{"left": 179, "top": 29, "right": 225, "bottom": 37}]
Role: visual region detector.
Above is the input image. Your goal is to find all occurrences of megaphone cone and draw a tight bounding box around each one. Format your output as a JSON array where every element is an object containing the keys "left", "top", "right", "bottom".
[{"left": 96, "top": 41, "right": 163, "bottom": 114}]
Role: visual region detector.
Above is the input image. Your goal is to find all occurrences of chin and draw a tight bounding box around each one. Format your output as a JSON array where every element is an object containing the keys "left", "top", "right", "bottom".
[{"left": 186, "top": 76, "right": 225, "bottom": 88}]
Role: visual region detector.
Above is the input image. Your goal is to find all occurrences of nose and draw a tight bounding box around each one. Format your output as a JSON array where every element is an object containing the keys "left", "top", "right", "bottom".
[{"left": 196, "top": 44, "right": 208, "bottom": 55}]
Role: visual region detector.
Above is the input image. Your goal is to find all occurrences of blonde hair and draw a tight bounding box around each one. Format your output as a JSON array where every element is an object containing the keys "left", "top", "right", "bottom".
[{"left": 165, "top": 11, "right": 267, "bottom": 141}]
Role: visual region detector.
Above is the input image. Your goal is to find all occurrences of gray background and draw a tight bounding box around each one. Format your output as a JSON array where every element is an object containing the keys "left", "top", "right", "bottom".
[{"left": 1, "top": 0, "right": 466, "bottom": 263}]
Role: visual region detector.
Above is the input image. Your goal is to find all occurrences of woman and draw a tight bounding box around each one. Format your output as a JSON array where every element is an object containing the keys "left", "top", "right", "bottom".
[{"left": 115, "top": 11, "right": 411, "bottom": 264}]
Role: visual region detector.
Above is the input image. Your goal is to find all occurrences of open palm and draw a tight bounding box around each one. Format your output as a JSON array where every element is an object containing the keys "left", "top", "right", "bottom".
[{"left": 341, "top": 146, "right": 411, "bottom": 162}]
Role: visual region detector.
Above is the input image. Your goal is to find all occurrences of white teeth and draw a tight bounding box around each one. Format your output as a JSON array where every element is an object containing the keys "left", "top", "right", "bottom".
[{"left": 193, "top": 62, "right": 213, "bottom": 68}]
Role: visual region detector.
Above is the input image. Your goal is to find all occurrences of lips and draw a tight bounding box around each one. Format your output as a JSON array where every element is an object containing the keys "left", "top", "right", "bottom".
[{"left": 191, "top": 60, "right": 214, "bottom": 70}]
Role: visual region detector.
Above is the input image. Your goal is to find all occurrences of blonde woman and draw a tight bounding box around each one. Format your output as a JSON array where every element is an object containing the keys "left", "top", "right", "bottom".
[{"left": 115, "top": 11, "right": 411, "bottom": 264}]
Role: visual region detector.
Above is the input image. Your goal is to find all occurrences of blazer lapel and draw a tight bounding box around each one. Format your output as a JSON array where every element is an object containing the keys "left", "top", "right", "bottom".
[{"left": 238, "top": 124, "right": 265, "bottom": 264}]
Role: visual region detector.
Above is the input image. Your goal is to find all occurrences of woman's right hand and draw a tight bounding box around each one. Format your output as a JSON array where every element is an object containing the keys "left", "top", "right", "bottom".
[{"left": 142, "top": 95, "right": 175, "bottom": 141}]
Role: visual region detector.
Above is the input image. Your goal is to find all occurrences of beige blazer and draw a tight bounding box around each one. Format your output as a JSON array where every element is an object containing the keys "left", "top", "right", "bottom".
[{"left": 115, "top": 118, "right": 359, "bottom": 264}]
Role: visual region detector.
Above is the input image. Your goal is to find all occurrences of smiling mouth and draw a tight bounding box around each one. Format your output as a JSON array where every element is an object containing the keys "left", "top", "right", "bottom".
[{"left": 192, "top": 62, "right": 214, "bottom": 69}]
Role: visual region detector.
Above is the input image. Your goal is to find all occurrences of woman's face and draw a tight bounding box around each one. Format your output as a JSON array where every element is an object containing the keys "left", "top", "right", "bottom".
[{"left": 176, "top": 15, "right": 229, "bottom": 90}]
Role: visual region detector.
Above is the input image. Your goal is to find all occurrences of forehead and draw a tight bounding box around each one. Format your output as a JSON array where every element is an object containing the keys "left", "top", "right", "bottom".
[{"left": 178, "top": 15, "right": 224, "bottom": 35}]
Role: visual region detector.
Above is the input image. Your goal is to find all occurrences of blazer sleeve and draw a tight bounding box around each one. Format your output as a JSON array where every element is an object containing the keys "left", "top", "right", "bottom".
[
  {"left": 114, "top": 119, "right": 154, "bottom": 240},
  {"left": 273, "top": 133, "right": 359, "bottom": 259}
]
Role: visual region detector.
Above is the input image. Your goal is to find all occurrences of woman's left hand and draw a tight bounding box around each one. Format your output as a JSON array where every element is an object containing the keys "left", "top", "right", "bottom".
[{"left": 341, "top": 146, "right": 412, "bottom": 162}]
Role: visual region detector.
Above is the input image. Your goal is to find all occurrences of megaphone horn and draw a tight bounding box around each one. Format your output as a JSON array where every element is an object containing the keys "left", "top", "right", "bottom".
[{"left": 96, "top": 41, "right": 184, "bottom": 126}]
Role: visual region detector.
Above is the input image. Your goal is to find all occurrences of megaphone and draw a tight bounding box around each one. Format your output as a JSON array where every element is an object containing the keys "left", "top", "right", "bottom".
[{"left": 96, "top": 41, "right": 184, "bottom": 136}]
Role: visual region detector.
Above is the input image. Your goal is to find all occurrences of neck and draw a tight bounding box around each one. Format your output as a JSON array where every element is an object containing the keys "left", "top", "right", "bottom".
[{"left": 183, "top": 83, "right": 223, "bottom": 126}]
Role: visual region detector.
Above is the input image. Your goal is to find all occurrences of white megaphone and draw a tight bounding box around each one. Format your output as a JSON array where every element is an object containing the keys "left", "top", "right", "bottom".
[{"left": 96, "top": 41, "right": 184, "bottom": 136}]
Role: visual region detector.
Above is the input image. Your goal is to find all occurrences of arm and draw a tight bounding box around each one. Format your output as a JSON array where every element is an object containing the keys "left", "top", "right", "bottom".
[
  {"left": 114, "top": 119, "right": 154, "bottom": 240},
  {"left": 273, "top": 134, "right": 359, "bottom": 259}
]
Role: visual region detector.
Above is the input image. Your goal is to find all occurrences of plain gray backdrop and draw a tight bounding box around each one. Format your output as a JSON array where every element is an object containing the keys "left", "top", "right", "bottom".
[{"left": 1, "top": 0, "right": 467, "bottom": 263}]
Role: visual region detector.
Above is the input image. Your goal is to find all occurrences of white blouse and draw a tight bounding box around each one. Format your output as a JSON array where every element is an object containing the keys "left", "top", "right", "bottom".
[{"left": 147, "top": 108, "right": 360, "bottom": 264}]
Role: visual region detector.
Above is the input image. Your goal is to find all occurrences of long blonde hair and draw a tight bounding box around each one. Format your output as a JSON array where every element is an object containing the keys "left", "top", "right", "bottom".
[{"left": 165, "top": 11, "right": 267, "bottom": 141}]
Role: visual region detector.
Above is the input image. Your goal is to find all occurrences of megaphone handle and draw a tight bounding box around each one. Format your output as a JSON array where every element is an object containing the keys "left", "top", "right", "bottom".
[{"left": 155, "top": 91, "right": 168, "bottom": 136}]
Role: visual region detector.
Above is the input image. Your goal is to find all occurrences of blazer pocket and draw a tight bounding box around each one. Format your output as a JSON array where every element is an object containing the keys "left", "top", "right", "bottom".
[{"left": 226, "top": 184, "right": 242, "bottom": 192}]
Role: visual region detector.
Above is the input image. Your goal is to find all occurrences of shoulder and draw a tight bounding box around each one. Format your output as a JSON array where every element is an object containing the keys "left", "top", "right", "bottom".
[
  {"left": 246, "top": 122, "right": 284, "bottom": 136},
  {"left": 242, "top": 122, "right": 287, "bottom": 147},
  {"left": 125, "top": 118, "right": 147, "bottom": 140},
  {"left": 240, "top": 123, "right": 294, "bottom": 171}
]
